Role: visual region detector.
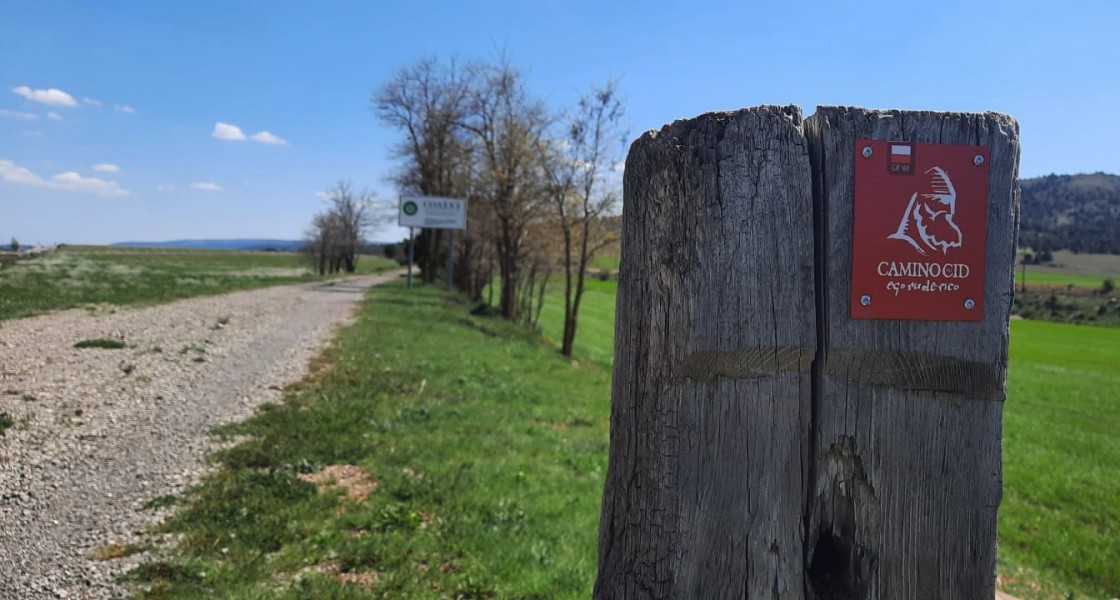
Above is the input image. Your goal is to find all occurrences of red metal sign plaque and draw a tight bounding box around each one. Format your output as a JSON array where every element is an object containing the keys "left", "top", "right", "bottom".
[{"left": 851, "top": 139, "right": 990, "bottom": 321}]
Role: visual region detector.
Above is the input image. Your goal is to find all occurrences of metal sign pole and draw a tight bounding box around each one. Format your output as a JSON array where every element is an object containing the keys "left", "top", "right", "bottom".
[
  {"left": 407, "top": 227, "right": 415, "bottom": 289},
  {"left": 399, "top": 195, "right": 467, "bottom": 292},
  {"left": 446, "top": 230, "right": 454, "bottom": 292}
]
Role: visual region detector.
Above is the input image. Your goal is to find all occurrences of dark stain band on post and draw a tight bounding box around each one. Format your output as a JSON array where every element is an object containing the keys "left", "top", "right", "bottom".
[
  {"left": 673, "top": 346, "right": 814, "bottom": 381},
  {"left": 824, "top": 348, "right": 1006, "bottom": 399}
]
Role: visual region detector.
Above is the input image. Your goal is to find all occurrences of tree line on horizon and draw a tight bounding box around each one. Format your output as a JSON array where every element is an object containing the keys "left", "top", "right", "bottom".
[
  {"left": 1019, "top": 172, "right": 1120, "bottom": 255},
  {"left": 303, "top": 55, "right": 626, "bottom": 357}
]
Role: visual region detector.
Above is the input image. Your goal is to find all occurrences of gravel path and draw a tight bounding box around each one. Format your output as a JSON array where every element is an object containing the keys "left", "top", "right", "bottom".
[{"left": 0, "top": 271, "right": 402, "bottom": 599}]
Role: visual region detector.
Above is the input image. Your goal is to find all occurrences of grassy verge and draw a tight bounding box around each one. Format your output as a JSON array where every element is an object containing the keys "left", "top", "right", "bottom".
[
  {"left": 999, "top": 320, "right": 1120, "bottom": 600},
  {"left": 0, "top": 245, "right": 397, "bottom": 321},
  {"left": 128, "top": 282, "right": 610, "bottom": 598}
]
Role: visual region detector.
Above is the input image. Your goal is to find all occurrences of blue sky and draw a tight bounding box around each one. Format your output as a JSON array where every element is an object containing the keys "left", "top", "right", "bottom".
[{"left": 2, "top": 0, "right": 1117, "bottom": 245}]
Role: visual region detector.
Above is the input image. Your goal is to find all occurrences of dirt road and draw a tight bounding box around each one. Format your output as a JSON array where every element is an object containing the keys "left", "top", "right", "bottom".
[{"left": 0, "top": 271, "right": 401, "bottom": 599}]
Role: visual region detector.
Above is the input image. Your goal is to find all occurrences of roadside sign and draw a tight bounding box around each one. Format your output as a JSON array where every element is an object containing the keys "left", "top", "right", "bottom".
[
  {"left": 398, "top": 196, "right": 467, "bottom": 230},
  {"left": 851, "top": 139, "right": 990, "bottom": 321}
]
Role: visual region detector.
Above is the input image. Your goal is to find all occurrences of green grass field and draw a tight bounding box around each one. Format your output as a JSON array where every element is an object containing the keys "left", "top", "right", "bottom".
[
  {"left": 536, "top": 277, "right": 618, "bottom": 367},
  {"left": 588, "top": 254, "right": 620, "bottom": 272},
  {"left": 1017, "top": 250, "right": 1120, "bottom": 290},
  {"left": 999, "top": 320, "right": 1120, "bottom": 599},
  {"left": 0, "top": 245, "right": 396, "bottom": 321},
  {"left": 122, "top": 269, "right": 1117, "bottom": 599},
  {"left": 1018, "top": 270, "right": 1112, "bottom": 289}
]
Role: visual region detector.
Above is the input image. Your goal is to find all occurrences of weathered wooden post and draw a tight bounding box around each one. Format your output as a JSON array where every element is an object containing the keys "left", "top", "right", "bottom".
[
  {"left": 595, "top": 106, "right": 817, "bottom": 598},
  {"left": 596, "top": 106, "right": 1019, "bottom": 599}
]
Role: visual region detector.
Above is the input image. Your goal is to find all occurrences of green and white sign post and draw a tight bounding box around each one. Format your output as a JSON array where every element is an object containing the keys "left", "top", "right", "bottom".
[{"left": 398, "top": 196, "right": 467, "bottom": 290}]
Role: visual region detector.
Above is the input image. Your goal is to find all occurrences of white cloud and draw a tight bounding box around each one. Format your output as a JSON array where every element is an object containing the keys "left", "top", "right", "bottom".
[
  {"left": 0, "top": 160, "right": 44, "bottom": 186},
  {"left": 82, "top": 97, "right": 102, "bottom": 107},
  {"left": 47, "top": 112, "right": 63, "bottom": 121},
  {"left": 0, "top": 159, "right": 128, "bottom": 196},
  {"left": 12, "top": 86, "right": 78, "bottom": 107},
  {"left": 314, "top": 191, "right": 330, "bottom": 200},
  {"left": 192, "top": 182, "right": 222, "bottom": 192},
  {"left": 212, "top": 121, "right": 288, "bottom": 145},
  {"left": 0, "top": 109, "right": 37, "bottom": 120},
  {"left": 212, "top": 122, "right": 246, "bottom": 141},
  {"left": 250, "top": 131, "right": 288, "bottom": 145},
  {"left": 156, "top": 184, "right": 175, "bottom": 192},
  {"left": 51, "top": 172, "right": 129, "bottom": 196},
  {"left": 115, "top": 104, "right": 136, "bottom": 114},
  {"left": 21, "top": 131, "right": 44, "bottom": 138},
  {"left": 93, "top": 163, "right": 120, "bottom": 173}
]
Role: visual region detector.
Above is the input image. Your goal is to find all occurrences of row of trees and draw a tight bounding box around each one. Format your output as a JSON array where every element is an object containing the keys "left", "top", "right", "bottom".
[
  {"left": 301, "top": 181, "right": 376, "bottom": 275},
  {"left": 375, "top": 57, "right": 626, "bottom": 355}
]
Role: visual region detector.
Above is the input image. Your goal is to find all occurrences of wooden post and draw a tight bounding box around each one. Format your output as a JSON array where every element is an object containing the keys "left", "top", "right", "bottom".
[
  {"left": 595, "top": 106, "right": 1020, "bottom": 599},
  {"left": 596, "top": 106, "right": 816, "bottom": 598}
]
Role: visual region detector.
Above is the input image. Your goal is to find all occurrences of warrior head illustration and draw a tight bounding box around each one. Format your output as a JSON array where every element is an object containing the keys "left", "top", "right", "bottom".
[{"left": 888, "top": 166, "right": 963, "bottom": 256}]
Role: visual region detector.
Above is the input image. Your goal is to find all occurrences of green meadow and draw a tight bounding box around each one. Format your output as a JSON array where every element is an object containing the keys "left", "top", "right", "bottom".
[
  {"left": 0, "top": 245, "right": 396, "bottom": 321},
  {"left": 1017, "top": 270, "right": 1110, "bottom": 289},
  {"left": 119, "top": 272, "right": 1120, "bottom": 599},
  {"left": 999, "top": 320, "right": 1120, "bottom": 599},
  {"left": 536, "top": 277, "right": 618, "bottom": 367},
  {"left": 588, "top": 254, "right": 621, "bottom": 273},
  {"left": 1017, "top": 250, "right": 1120, "bottom": 290}
]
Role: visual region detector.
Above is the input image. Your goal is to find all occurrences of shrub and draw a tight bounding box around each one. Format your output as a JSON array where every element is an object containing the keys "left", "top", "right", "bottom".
[
  {"left": 470, "top": 303, "right": 501, "bottom": 317},
  {"left": 0, "top": 412, "right": 14, "bottom": 435},
  {"left": 74, "top": 338, "right": 127, "bottom": 349}
]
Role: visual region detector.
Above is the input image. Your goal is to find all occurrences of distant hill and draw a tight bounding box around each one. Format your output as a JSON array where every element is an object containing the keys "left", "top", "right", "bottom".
[
  {"left": 1020, "top": 173, "right": 1120, "bottom": 254},
  {"left": 113, "top": 239, "right": 304, "bottom": 251}
]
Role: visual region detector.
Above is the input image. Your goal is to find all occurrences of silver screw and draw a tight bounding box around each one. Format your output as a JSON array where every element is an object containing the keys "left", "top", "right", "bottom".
[
  {"left": 862, "top": 146, "right": 873, "bottom": 158},
  {"left": 973, "top": 154, "right": 984, "bottom": 166},
  {"left": 964, "top": 298, "right": 976, "bottom": 310},
  {"left": 860, "top": 294, "right": 871, "bottom": 306}
]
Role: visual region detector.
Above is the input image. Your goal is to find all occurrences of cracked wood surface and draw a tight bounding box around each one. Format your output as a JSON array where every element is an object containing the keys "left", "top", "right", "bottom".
[{"left": 595, "top": 106, "right": 815, "bottom": 599}]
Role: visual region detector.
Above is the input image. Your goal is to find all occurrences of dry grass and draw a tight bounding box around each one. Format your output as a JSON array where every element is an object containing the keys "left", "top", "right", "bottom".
[
  {"left": 313, "top": 563, "right": 381, "bottom": 590},
  {"left": 296, "top": 464, "right": 378, "bottom": 503},
  {"left": 91, "top": 542, "right": 145, "bottom": 561}
]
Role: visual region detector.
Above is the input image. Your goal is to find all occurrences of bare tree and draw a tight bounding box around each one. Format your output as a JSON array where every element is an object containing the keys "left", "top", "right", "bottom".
[
  {"left": 302, "top": 211, "right": 335, "bottom": 275},
  {"left": 542, "top": 81, "right": 625, "bottom": 355},
  {"left": 462, "top": 60, "right": 552, "bottom": 320},
  {"left": 375, "top": 58, "right": 475, "bottom": 284},
  {"left": 302, "top": 181, "right": 375, "bottom": 275}
]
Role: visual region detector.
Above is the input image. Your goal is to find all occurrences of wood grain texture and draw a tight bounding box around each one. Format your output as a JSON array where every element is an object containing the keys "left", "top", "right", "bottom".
[
  {"left": 594, "top": 106, "right": 816, "bottom": 599},
  {"left": 803, "top": 107, "right": 1020, "bottom": 599}
]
